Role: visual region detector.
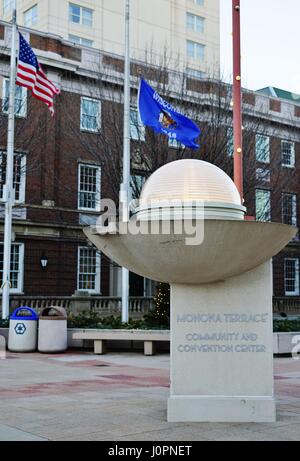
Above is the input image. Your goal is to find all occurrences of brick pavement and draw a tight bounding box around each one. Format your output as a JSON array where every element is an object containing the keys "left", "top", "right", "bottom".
[{"left": 0, "top": 352, "right": 299, "bottom": 441}]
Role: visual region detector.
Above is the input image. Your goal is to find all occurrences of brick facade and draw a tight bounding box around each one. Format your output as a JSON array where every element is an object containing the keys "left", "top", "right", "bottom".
[{"left": 0, "top": 22, "right": 299, "bottom": 307}]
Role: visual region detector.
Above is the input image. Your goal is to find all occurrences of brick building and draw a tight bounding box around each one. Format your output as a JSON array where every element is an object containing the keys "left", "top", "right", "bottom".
[{"left": 0, "top": 21, "right": 299, "bottom": 314}]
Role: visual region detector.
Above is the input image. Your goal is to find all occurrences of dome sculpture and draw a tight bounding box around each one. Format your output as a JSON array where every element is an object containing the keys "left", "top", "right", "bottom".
[
  {"left": 134, "top": 159, "right": 246, "bottom": 220},
  {"left": 84, "top": 159, "right": 297, "bottom": 284},
  {"left": 83, "top": 157, "right": 298, "bottom": 425}
]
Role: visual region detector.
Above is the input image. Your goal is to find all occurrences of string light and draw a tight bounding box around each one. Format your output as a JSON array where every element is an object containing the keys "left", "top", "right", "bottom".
[{"left": 152, "top": 282, "right": 170, "bottom": 324}]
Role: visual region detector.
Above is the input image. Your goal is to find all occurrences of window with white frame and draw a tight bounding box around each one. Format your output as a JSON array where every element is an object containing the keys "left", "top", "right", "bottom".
[
  {"left": 77, "top": 246, "right": 100, "bottom": 293},
  {"left": 2, "top": 79, "right": 27, "bottom": 117},
  {"left": 282, "top": 193, "right": 297, "bottom": 226},
  {"left": 187, "top": 40, "right": 205, "bottom": 61},
  {"left": 255, "top": 189, "right": 271, "bottom": 222},
  {"left": 69, "top": 34, "right": 93, "bottom": 47},
  {"left": 130, "top": 108, "right": 145, "bottom": 141},
  {"left": 256, "top": 167, "right": 270, "bottom": 183},
  {"left": 78, "top": 164, "right": 101, "bottom": 211},
  {"left": 284, "top": 258, "right": 299, "bottom": 296},
  {"left": 0, "top": 152, "right": 26, "bottom": 203},
  {"left": 24, "top": 4, "right": 38, "bottom": 27},
  {"left": 256, "top": 135, "right": 270, "bottom": 163},
  {"left": 186, "top": 68, "right": 205, "bottom": 79},
  {"left": 131, "top": 174, "right": 146, "bottom": 199},
  {"left": 282, "top": 140, "right": 295, "bottom": 168},
  {"left": 0, "top": 243, "right": 24, "bottom": 293},
  {"left": 227, "top": 127, "right": 234, "bottom": 157},
  {"left": 3, "top": 0, "right": 13, "bottom": 15},
  {"left": 69, "top": 3, "right": 93, "bottom": 27},
  {"left": 80, "top": 97, "right": 101, "bottom": 132},
  {"left": 186, "top": 13, "right": 204, "bottom": 33}
]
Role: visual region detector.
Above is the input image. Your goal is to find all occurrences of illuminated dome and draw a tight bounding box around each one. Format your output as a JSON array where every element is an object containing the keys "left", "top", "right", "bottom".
[
  {"left": 134, "top": 159, "right": 246, "bottom": 220},
  {"left": 140, "top": 160, "right": 241, "bottom": 205}
]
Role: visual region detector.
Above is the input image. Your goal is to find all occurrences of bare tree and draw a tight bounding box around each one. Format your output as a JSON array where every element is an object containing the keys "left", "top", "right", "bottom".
[{"left": 58, "top": 58, "right": 297, "bottom": 226}]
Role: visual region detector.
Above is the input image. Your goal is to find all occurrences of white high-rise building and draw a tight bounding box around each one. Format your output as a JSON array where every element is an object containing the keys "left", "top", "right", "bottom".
[{"left": 1, "top": 0, "right": 220, "bottom": 77}]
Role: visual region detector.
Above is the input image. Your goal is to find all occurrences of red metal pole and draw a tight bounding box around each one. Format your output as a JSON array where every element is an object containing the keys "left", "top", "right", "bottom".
[{"left": 232, "top": 0, "right": 243, "bottom": 201}]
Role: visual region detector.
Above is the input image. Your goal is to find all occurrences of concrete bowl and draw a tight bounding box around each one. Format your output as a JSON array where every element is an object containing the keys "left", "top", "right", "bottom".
[{"left": 84, "top": 220, "right": 297, "bottom": 284}]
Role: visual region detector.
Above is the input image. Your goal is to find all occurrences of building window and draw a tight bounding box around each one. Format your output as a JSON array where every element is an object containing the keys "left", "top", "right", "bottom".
[
  {"left": 69, "top": 3, "right": 93, "bottom": 27},
  {"left": 186, "top": 13, "right": 204, "bottom": 33},
  {"left": 78, "top": 164, "right": 101, "bottom": 211},
  {"left": 187, "top": 40, "right": 205, "bottom": 61},
  {"left": 256, "top": 167, "right": 270, "bottom": 183},
  {"left": 284, "top": 258, "right": 299, "bottom": 296},
  {"left": 281, "top": 140, "right": 295, "bottom": 168},
  {"left": 80, "top": 97, "right": 101, "bottom": 132},
  {"left": 69, "top": 34, "right": 93, "bottom": 47},
  {"left": 0, "top": 243, "right": 24, "bottom": 293},
  {"left": 227, "top": 127, "right": 234, "bottom": 157},
  {"left": 0, "top": 152, "right": 26, "bottom": 203},
  {"left": 282, "top": 193, "right": 297, "bottom": 226},
  {"left": 131, "top": 174, "right": 146, "bottom": 199},
  {"left": 130, "top": 108, "right": 145, "bottom": 141},
  {"left": 2, "top": 79, "right": 27, "bottom": 117},
  {"left": 24, "top": 4, "right": 38, "bottom": 27},
  {"left": 186, "top": 68, "right": 205, "bottom": 79},
  {"left": 78, "top": 246, "right": 100, "bottom": 293},
  {"left": 3, "top": 0, "right": 13, "bottom": 15},
  {"left": 255, "top": 189, "right": 271, "bottom": 222},
  {"left": 256, "top": 135, "right": 270, "bottom": 163}
]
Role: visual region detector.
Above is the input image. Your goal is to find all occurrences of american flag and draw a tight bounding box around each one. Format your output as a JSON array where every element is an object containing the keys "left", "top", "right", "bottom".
[{"left": 16, "top": 33, "right": 60, "bottom": 115}]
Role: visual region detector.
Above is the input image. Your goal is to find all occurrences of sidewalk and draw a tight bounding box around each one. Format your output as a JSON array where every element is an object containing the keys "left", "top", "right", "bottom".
[{"left": 0, "top": 351, "right": 300, "bottom": 441}]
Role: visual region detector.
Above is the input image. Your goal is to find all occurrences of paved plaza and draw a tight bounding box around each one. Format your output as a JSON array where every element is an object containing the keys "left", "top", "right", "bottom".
[{"left": 0, "top": 351, "right": 300, "bottom": 441}]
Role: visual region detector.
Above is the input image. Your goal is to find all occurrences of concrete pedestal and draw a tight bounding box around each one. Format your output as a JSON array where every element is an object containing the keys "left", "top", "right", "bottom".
[
  {"left": 168, "top": 261, "right": 276, "bottom": 422},
  {"left": 84, "top": 218, "right": 296, "bottom": 423}
]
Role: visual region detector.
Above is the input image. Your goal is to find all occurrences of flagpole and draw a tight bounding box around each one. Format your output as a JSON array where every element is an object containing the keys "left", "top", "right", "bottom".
[
  {"left": 120, "top": 0, "right": 131, "bottom": 323},
  {"left": 2, "top": 1, "right": 17, "bottom": 319},
  {"left": 232, "top": 0, "right": 243, "bottom": 200}
]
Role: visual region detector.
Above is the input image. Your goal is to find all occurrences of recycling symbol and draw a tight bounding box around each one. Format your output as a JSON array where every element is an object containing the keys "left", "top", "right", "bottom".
[{"left": 15, "top": 323, "right": 26, "bottom": 335}]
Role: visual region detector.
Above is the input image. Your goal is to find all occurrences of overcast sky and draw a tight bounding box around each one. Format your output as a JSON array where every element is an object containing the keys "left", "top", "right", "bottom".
[{"left": 220, "top": 0, "right": 300, "bottom": 94}]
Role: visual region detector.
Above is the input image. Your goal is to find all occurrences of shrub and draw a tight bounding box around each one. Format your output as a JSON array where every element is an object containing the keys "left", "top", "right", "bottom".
[
  {"left": 5, "top": 309, "right": 300, "bottom": 333},
  {"left": 67, "top": 312, "right": 168, "bottom": 330},
  {"left": 0, "top": 319, "right": 9, "bottom": 328},
  {"left": 273, "top": 318, "right": 300, "bottom": 332}
]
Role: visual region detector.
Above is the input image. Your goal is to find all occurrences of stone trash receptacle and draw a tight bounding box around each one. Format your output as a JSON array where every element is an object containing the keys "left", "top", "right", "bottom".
[
  {"left": 8, "top": 307, "right": 38, "bottom": 352},
  {"left": 38, "top": 307, "right": 68, "bottom": 353}
]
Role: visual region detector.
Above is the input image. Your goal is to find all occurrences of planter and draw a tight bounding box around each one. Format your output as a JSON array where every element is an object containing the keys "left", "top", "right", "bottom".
[
  {"left": 2, "top": 328, "right": 298, "bottom": 355},
  {"left": 71, "top": 329, "right": 170, "bottom": 355},
  {"left": 0, "top": 328, "right": 9, "bottom": 343},
  {"left": 0, "top": 328, "right": 170, "bottom": 352},
  {"left": 273, "top": 331, "right": 300, "bottom": 355}
]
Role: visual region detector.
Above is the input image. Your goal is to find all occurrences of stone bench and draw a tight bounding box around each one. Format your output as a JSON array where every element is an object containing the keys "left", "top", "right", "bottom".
[{"left": 72, "top": 329, "right": 170, "bottom": 356}]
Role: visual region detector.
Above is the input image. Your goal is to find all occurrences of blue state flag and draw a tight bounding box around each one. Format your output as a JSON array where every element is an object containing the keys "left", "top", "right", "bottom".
[{"left": 138, "top": 78, "right": 200, "bottom": 149}]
